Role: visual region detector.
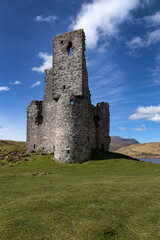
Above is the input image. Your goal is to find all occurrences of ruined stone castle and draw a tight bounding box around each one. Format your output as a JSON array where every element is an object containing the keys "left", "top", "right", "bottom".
[{"left": 27, "top": 29, "right": 110, "bottom": 163}]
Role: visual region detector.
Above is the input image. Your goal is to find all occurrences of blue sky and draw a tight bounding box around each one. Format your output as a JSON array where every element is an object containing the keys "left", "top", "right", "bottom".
[{"left": 0, "top": 0, "right": 160, "bottom": 143}]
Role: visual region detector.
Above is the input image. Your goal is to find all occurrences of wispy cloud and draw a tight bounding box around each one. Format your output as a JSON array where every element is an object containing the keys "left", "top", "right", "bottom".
[
  {"left": 144, "top": 11, "right": 160, "bottom": 27},
  {"left": 147, "top": 29, "right": 160, "bottom": 45},
  {"left": 148, "top": 53, "right": 160, "bottom": 84},
  {"left": 10, "top": 80, "right": 21, "bottom": 85},
  {"left": 119, "top": 126, "right": 126, "bottom": 131},
  {"left": 90, "top": 63, "right": 125, "bottom": 105},
  {"left": 0, "top": 125, "right": 3, "bottom": 129},
  {"left": 14, "top": 80, "right": 21, "bottom": 85},
  {"left": 127, "top": 11, "right": 160, "bottom": 55},
  {"left": 34, "top": 15, "right": 58, "bottom": 23},
  {"left": 0, "top": 86, "right": 10, "bottom": 92},
  {"left": 70, "top": 0, "right": 149, "bottom": 49},
  {"left": 98, "top": 42, "right": 110, "bottom": 53},
  {"left": 32, "top": 52, "right": 52, "bottom": 73},
  {"left": 127, "top": 29, "right": 160, "bottom": 52},
  {"left": 131, "top": 124, "right": 147, "bottom": 131},
  {"left": 86, "top": 59, "right": 96, "bottom": 67},
  {"left": 129, "top": 105, "right": 160, "bottom": 122},
  {"left": 30, "top": 81, "right": 41, "bottom": 88},
  {"left": 156, "top": 54, "right": 160, "bottom": 61},
  {"left": 127, "top": 36, "right": 145, "bottom": 50}
]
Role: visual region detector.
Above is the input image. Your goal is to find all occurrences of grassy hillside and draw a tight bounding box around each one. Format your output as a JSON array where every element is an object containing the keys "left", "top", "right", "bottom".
[
  {"left": 116, "top": 142, "right": 160, "bottom": 159},
  {"left": 110, "top": 136, "right": 139, "bottom": 151},
  {"left": 0, "top": 140, "right": 27, "bottom": 165},
  {"left": 0, "top": 141, "right": 160, "bottom": 240}
]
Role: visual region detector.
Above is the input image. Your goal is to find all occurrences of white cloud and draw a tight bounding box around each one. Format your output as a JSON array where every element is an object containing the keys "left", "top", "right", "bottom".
[
  {"left": 32, "top": 52, "right": 52, "bottom": 73},
  {"left": 129, "top": 105, "right": 160, "bottom": 122},
  {"left": 127, "top": 36, "right": 145, "bottom": 49},
  {"left": 156, "top": 54, "right": 160, "bottom": 61},
  {"left": 98, "top": 42, "right": 110, "bottom": 53},
  {"left": 12, "top": 80, "right": 21, "bottom": 85},
  {"left": 119, "top": 126, "right": 126, "bottom": 131},
  {"left": 144, "top": 11, "right": 160, "bottom": 27},
  {"left": 90, "top": 62, "right": 125, "bottom": 105},
  {"left": 70, "top": 0, "right": 149, "bottom": 49},
  {"left": 147, "top": 29, "right": 160, "bottom": 45},
  {"left": 0, "top": 125, "right": 3, "bottom": 129},
  {"left": 30, "top": 81, "right": 41, "bottom": 88},
  {"left": 86, "top": 59, "right": 96, "bottom": 67},
  {"left": 35, "top": 15, "right": 58, "bottom": 23},
  {"left": 148, "top": 53, "right": 160, "bottom": 84},
  {"left": 0, "top": 86, "right": 10, "bottom": 92},
  {"left": 131, "top": 124, "right": 147, "bottom": 131},
  {"left": 127, "top": 29, "right": 160, "bottom": 51},
  {"left": 127, "top": 11, "right": 160, "bottom": 55}
]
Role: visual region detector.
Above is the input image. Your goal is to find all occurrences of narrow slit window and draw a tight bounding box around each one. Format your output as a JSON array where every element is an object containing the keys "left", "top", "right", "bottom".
[
  {"left": 67, "top": 148, "right": 70, "bottom": 154},
  {"left": 34, "top": 144, "right": 35, "bottom": 149},
  {"left": 101, "top": 144, "right": 104, "bottom": 151},
  {"left": 63, "top": 85, "right": 66, "bottom": 90},
  {"left": 67, "top": 42, "right": 73, "bottom": 55}
]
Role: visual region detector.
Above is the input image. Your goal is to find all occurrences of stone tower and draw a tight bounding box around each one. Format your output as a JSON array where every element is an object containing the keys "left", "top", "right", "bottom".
[{"left": 27, "top": 29, "right": 110, "bottom": 163}]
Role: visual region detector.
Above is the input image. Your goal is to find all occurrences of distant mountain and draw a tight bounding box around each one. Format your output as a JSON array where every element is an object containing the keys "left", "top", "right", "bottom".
[
  {"left": 116, "top": 142, "right": 160, "bottom": 159},
  {"left": 109, "top": 136, "right": 139, "bottom": 151}
]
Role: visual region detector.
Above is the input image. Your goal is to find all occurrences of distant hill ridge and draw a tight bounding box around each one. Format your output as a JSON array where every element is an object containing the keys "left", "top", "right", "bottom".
[
  {"left": 109, "top": 136, "right": 139, "bottom": 151},
  {"left": 116, "top": 142, "right": 160, "bottom": 159}
]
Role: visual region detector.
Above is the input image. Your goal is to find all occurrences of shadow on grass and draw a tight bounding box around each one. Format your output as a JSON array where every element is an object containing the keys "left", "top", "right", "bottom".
[{"left": 90, "top": 151, "right": 139, "bottom": 161}]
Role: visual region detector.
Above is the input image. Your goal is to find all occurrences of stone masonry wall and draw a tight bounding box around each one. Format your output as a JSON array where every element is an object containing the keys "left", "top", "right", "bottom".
[
  {"left": 53, "top": 29, "right": 92, "bottom": 163},
  {"left": 27, "top": 29, "right": 110, "bottom": 163},
  {"left": 91, "top": 102, "right": 110, "bottom": 151},
  {"left": 55, "top": 94, "right": 91, "bottom": 163},
  {"left": 41, "top": 68, "right": 57, "bottom": 153},
  {"left": 44, "top": 68, "right": 54, "bottom": 102},
  {"left": 52, "top": 30, "right": 85, "bottom": 100},
  {"left": 41, "top": 100, "right": 57, "bottom": 153},
  {"left": 27, "top": 100, "right": 43, "bottom": 151}
]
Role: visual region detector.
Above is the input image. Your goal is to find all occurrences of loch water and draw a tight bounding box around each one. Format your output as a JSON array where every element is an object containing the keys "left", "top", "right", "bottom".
[{"left": 139, "top": 158, "right": 160, "bottom": 164}]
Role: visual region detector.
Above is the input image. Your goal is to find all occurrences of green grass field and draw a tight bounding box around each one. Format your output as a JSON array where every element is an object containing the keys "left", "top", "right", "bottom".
[{"left": 0, "top": 141, "right": 160, "bottom": 240}]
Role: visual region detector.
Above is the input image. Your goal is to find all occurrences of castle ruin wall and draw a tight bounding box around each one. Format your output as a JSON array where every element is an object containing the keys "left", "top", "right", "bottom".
[{"left": 27, "top": 29, "right": 110, "bottom": 163}]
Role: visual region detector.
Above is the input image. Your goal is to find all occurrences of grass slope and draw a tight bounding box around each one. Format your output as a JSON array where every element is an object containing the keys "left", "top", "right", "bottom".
[
  {"left": 0, "top": 141, "right": 160, "bottom": 240},
  {"left": 116, "top": 142, "right": 160, "bottom": 159}
]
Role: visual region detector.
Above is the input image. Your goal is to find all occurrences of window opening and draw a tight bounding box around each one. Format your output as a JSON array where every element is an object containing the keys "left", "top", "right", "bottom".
[
  {"left": 67, "top": 148, "right": 70, "bottom": 154},
  {"left": 63, "top": 85, "right": 66, "bottom": 90},
  {"left": 101, "top": 144, "right": 104, "bottom": 151},
  {"left": 93, "top": 115, "right": 100, "bottom": 127},
  {"left": 70, "top": 99, "right": 74, "bottom": 105},
  {"left": 53, "top": 97, "right": 59, "bottom": 102},
  {"left": 34, "top": 144, "right": 35, "bottom": 149},
  {"left": 67, "top": 42, "right": 73, "bottom": 55},
  {"left": 60, "top": 40, "right": 64, "bottom": 44}
]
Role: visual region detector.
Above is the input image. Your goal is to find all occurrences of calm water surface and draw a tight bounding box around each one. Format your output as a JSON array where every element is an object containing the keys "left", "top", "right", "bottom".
[{"left": 139, "top": 158, "right": 160, "bottom": 164}]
